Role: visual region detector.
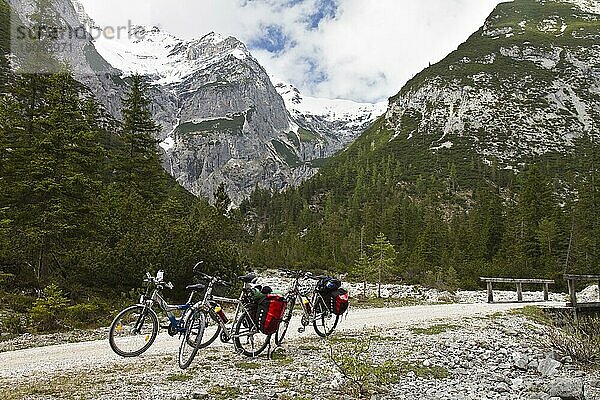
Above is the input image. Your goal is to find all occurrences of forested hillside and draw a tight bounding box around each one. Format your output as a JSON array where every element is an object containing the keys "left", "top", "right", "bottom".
[
  {"left": 241, "top": 0, "right": 600, "bottom": 289},
  {"left": 0, "top": 0, "right": 245, "bottom": 306}
]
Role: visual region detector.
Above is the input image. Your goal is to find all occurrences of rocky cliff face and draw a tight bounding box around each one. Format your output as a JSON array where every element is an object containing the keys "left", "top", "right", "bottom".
[
  {"left": 95, "top": 28, "right": 311, "bottom": 205},
  {"left": 274, "top": 79, "right": 387, "bottom": 158},
  {"left": 384, "top": 0, "right": 600, "bottom": 168},
  {"left": 8, "top": 0, "right": 126, "bottom": 116},
  {"left": 93, "top": 26, "right": 383, "bottom": 204}
]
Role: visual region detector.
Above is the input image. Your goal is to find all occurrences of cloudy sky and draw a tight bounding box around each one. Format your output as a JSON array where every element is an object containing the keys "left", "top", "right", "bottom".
[{"left": 80, "top": 0, "right": 507, "bottom": 103}]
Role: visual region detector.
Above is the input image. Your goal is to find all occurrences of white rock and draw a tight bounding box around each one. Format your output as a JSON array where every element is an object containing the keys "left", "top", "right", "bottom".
[{"left": 537, "top": 357, "right": 561, "bottom": 377}]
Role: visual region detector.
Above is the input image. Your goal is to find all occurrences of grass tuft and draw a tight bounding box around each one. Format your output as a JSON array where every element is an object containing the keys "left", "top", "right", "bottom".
[{"left": 410, "top": 324, "right": 459, "bottom": 335}]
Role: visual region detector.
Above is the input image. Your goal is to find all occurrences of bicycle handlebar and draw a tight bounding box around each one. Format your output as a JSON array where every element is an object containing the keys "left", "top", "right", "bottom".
[
  {"left": 279, "top": 268, "right": 311, "bottom": 278},
  {"left": 195, "top": 269, "right": 231, "bottom": 287},
  {"left": 143, "top": 271, "right": 173, "bottom": 289}
]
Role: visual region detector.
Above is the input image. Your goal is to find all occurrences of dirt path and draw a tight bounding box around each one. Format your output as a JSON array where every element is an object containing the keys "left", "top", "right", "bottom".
[{"left": 0, "top": 302, "right": 559, "bottom": 379}]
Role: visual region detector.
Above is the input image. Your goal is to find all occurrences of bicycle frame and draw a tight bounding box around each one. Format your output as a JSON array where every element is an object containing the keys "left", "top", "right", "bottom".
[
  {"left": 199, "top": 277, "right": 259, "bottom": 341},
  {"left": 139, "top": 287, "right": 196, "bottom": 334},
  {"left": 283, "top": 274, "right": 327, "bottom": 325}
]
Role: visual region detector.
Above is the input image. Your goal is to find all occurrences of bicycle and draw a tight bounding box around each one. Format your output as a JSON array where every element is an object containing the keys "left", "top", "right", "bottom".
[
  {"left": 108, "top": 270, "right": 206, "bottom": 369},
  {"left": 192, "top": 267, "right": 274, "bottom": 357},
  {"left": 275, "top": 269, "right": 341, "bottom": 346}
]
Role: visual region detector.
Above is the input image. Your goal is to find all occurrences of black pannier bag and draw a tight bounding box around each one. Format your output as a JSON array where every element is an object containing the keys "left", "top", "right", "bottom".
[
  {"left": 316, "top": 277, "right": 342, "bottom": 292},
  {"left": 323, "top": 288, "right": 349, "bottom": 315},
  {"left": 254, "top": 294, "right": 287, "bottom": 335}
]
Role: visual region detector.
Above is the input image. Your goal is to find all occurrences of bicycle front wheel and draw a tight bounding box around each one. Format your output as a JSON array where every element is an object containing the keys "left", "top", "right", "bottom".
[
  {"left": 313, "top": 296, "right": 339, "bottom": 337},
  {"left": 275, "top": 299, "right": 295, "bottom": 346},
  {"left": 198, "top": 308, "right": 222, "bottom": 349},
  {"left": 234, "top": 312, "right": 270, "bottom": 357},
  {"left": 109, "top": 305, "right": 159, "bottom": 357},
  {"left": 178, "top": 310, "right": 206, "bottom": 369}
]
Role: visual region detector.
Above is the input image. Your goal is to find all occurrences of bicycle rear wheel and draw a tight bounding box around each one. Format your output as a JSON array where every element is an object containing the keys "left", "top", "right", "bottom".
[
  {"left": 312, "top": 295, "right": 339, "bottom": 337},
  {"left": 109, "top": 305, "right": 158, "bottom": 357},
  {"left": 234, "top": 312, "right": 270, "bottom": 357},
  {"left": 178, "top": 310, "right": 206, "bottom": 369},
  {"left": 275, "top": 299, "right": 295, "bottom": 346}
]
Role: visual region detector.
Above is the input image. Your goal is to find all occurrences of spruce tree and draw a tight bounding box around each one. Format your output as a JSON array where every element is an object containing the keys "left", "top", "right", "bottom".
[
  {"left": 0, "top": 0, "right": 11, "bottom": 91},
  {"left": 214, "top": 182, "right": 231, "bottom": 216},
  {"left": 368, "top": 233, "right": 397, "bottom": 298},
  {"left": 0, "top": 68, "right": 106, "bottom": 287},
  {"left": 118, "top": 74, "right": 163, "bottom": 198}
]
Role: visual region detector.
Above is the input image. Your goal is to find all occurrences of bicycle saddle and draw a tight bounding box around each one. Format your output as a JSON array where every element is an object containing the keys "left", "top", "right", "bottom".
[
  {"left": 185, "top": 283, "right": 206, "bottom": 291},
  {"left": 238, "top": 273, "right": 258, "bottom": 284}
]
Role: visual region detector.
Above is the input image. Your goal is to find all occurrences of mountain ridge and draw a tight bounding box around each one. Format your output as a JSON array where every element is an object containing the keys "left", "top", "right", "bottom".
[
  {"left": 89, "top": 20, "right": 385, "bottom": 204},
  {"left": 240, "top": 0, "right": 600, "bottom": 282}
]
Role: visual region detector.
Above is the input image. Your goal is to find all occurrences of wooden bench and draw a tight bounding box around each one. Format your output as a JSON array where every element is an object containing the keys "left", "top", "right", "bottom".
[
  {"left": 565, "top": 274, "right": 600, "bottom": 308},
  {"left": 480, "top": 277, "right": 554, "bottom": 303}
]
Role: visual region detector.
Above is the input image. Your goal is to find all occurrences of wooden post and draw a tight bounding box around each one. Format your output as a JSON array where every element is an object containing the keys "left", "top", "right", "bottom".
[
  {"left": 516, "top": 283, "right": 523, "bottom": 302},
  {"left": 487, "top": 282, "right": 494, "bottom": 303},
  {"left": 567, "top": 279, "right": 577, "bottom": 307},
  {"left": 543, "top": 283, "right": 549, "bottom": 301}
]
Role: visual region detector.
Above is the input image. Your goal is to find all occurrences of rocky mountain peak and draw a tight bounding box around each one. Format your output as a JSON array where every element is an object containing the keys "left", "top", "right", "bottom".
[
  {"left": 385, "top": 0, "right": 600, "bottom": 170},
  {"left": 70, "top": 0, "right": 98, "bottom": 29}
]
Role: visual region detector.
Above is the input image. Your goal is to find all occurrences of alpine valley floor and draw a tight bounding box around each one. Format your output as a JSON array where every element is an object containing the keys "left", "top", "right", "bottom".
[{"left": 1, "top": 300, "right": 598, "bottom": 400}]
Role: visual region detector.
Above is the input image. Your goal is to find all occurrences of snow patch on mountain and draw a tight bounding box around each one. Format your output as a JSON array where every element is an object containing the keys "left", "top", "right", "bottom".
[
  {"left": 94, "top": 27, "right": 251, "bottom": 85},
  {"left": 274, "top": 78, "right": 387, "bottom": 126}
]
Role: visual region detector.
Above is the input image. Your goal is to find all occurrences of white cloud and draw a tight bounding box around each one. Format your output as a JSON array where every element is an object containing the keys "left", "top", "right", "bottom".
[{"left": 79, "top": 0, "right": 507, "bottom": 103}]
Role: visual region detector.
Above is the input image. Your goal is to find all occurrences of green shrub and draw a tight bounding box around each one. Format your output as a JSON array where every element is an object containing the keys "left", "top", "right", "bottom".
[
  {"left": 66, "top": 303, "right": 102, "bottom": 328},
  {"left": 1, "top": 314, "right": 25, "bottom": 334},
  {"left": 0, "top": 293, "right": 35, "bottom": 313},
  {"left": 29, "top": 284, "right": 69, "bottom": 332}
]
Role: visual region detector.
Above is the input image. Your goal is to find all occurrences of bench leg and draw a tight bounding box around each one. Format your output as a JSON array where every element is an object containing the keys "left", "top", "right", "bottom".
[
  {"left": 543, "top": 283, "right": 549, "bottom": 301},
  {"left": 487, "top": 282, "right": 494, "bottom": 303},
  {"left": 568, "top": 280, "right": 577, "bottom": 307},
  {"left": 517, "top": 283, "right": 523, "bottom": 302}
]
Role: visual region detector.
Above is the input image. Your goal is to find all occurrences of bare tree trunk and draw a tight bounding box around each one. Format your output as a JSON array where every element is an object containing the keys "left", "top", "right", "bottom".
[
  {"left": 564, "top": 213, "right": 575, "bottom": 274},
  {"left": 36, "top": 236, "right": 45, "bottom": 297},
  {"left": 378, "top": 255, "right": 382, "bottom": 299}
]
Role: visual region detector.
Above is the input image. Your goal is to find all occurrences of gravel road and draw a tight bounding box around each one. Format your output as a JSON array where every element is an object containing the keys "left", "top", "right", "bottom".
[{"left": 0, "top": 301, "right": 560, "bottom": 379}]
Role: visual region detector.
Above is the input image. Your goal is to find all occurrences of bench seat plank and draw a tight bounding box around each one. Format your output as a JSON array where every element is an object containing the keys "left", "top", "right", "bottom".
[{"left": 480, "top": 277, "right": 554, "bottom": 284}]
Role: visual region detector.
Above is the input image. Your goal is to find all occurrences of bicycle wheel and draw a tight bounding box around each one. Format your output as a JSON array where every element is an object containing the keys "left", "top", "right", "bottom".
[
  {"left": 197, "top": 308, "right": 222, "bottom": 349},
  {"left": 178, "top": 310, "right": 206, "bottom": 369},
  {"left": 109, "top": 305, "right": 159, "bottom": 357},
  {"left": 312, "top": 295, "right": 339, "bottom": 337},
  {"left": 275, "top": 298, "right": 295, "bottom": 346},
  {"left": 234, "top": 312, "right": 270, "bottom": 357}
]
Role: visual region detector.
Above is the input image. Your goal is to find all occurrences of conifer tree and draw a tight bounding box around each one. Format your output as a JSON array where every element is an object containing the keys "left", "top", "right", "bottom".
[
  {"left": 368, "top": 233, "right": 397, "bottom": 298},
  {"left": 0, "top": 0, "right": 11, "bottom": 91},
  {"left": 214, "top": 182, "right": 231, "bottom": 216},
  {"left": 118, "top": 74, "right": 163, "bottom": 198}
]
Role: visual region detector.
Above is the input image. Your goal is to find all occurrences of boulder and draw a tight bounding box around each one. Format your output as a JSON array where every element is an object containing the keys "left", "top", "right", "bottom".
[
  {"left": 547, "top": 378, "right": 584, "bottom": 400},
  {"left": 538, "top": 357, "right": 562, "bottom": 377},
  {"left": 513, "top": 352, "right": 530, "bottom": 370}
]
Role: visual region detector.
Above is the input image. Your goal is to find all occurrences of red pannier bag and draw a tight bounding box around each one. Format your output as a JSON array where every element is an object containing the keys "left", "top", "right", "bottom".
[
  {"left": 328, "top": 288, "right": 349, "bottom": 315},
  {"left": 255, "top": 294, "right": 287, "bottom": 335}
]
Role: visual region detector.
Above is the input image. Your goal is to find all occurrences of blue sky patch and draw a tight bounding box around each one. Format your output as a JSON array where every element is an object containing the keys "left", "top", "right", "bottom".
[
  {"left": 307, "top": 0, "right": 339, "bottom": 29},
  {"left": 249, "top": 25, "right": 290, "bottom": 54},
  {"left": 303, "top": 56, "right": 327, "bottom": 84}
]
